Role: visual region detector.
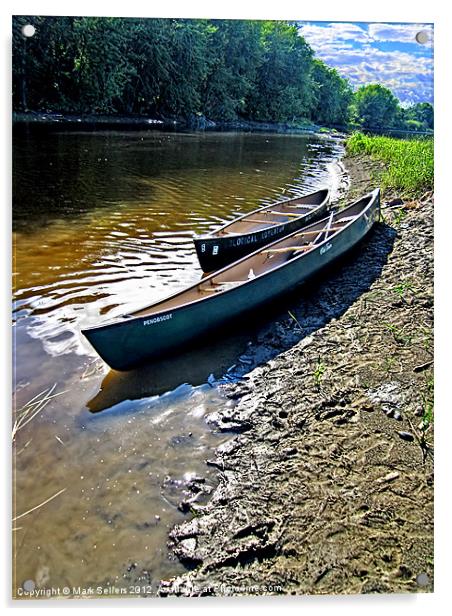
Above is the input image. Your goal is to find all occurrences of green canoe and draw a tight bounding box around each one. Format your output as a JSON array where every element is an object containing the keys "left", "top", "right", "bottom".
[
  {"left": 82, "top": 188, "right": 380, "bottom": 370},
  {"left": 194, "top": 187, "right": 330, "bottom": 272}
]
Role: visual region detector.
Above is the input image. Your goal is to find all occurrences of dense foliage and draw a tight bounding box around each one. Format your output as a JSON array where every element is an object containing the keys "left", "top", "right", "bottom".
[
  {"left": 352, "top": 84, "right": 401, "bottom": 130},
  {"left": 346, "top": 132, "right": 434, "bottom": 196},
  {"left": 13, "top": 16, "right": 433, "bottom": 131},
  {"left": 350, "top": 85, "right": 434, "bottom": 132},
  {"left": 310, "top": 60, "right": 353, "bottom": 126}
]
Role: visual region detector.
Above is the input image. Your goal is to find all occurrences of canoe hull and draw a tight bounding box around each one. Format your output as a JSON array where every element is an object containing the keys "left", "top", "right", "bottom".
[
  {"left": 82, "top": 190, "right": 380, "bottom": 371},
  {"left": 194, "top": 190, "right": 329, "bottom": 272}
]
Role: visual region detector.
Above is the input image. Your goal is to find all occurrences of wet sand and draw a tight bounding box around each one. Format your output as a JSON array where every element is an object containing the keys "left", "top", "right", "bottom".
[{"left": 158, "top": 154, "right": 434, "bottom": 596}]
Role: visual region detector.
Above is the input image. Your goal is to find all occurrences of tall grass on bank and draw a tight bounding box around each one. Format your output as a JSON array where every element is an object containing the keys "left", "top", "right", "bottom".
[{"left": 346, "top": 132, "right": 434, "bottom": 197}]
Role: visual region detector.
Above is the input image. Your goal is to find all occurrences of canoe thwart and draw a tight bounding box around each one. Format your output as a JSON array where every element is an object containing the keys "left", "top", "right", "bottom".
[
  {"left": 268, "top": 210, "right": 305, "bottom": 218},
  {"left": 211, "top": 280, "right": 245, "bottom": 286},
  {"left": 323, "top": 211, "right": 335, "bottom": 239},
  {"left": 285, "top": 204, "right": 320, "bottom": 211},
  {"left": 294, "top": 225, "right": 342, "bottom": 238},
  {"left": 199, "top": 280, "right": 245, "bottom": 292},
  {"left": 335, "top": 215, "right": 358, "bottom": 223},
  {"left": 245, "top": 218, "right": 282, "bottom": 225},
  {"left": 264, "top": 245, "right": 312, "bottom": 255}
]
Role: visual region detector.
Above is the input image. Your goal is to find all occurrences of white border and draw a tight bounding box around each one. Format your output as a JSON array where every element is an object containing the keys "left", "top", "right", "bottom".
[{"left": 2, "top": 1, "right": 450, "bottom": 614}]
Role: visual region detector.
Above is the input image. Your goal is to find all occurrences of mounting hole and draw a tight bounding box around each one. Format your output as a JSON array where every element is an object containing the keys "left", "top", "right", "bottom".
[
  {"left": 22, "top": 579, "right": 35, "bottom": 591},
  {"left": 415, "top": 30, "right": 430, "bottom": 45},
  {"left": 21, "top": 24, "right": 36, "bottom": 38},
  {"left": 416, "top": 572, "right": 430, "bottom": 587}
]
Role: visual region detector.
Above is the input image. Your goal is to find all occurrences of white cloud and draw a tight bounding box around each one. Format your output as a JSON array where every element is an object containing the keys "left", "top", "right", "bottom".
[
  {"left": 298, "top": 22, "right": 369, "bottom": 47},
  {"left": 298, "top": 22, "right": 433, "bottom": 103},
  {"left": 333, "top": 57, "right": 433, "bottom": 104},
  {"left": 368, "top": 23, "right": 434, "bottom": 46},
  {"left": 322, "top": 47, "right": 433, "bottom": 76}
]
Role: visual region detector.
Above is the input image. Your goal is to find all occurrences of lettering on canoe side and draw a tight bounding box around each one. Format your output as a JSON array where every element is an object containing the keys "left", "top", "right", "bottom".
[
  {"left": 143, "top": 314, "right": 173, "bottom": 326},
  {"left": 320, "top": 242, "right": 333, "bottom": 255},
  {"left": 230, "top": 225, "right": 285, "bottom": 248}
]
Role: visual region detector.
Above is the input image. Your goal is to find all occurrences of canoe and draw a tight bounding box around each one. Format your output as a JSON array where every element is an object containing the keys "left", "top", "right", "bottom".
[
  {"left": 82, "top": 188, "right": 380, "bottom": 371},
  {"left": 193, "top": 188, "right": 330, "bottom": 272}
]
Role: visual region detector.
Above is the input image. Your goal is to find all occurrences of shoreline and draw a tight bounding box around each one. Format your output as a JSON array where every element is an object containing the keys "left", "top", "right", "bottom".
[
  {"left": 155, "top": 153, "right": 434, "bottom": 596},
  {"left": 12, "top": 111, "right": 342, "bottom": 137},
  {"left": 12, "top": 112, "right": 432, "bottom": 139}
]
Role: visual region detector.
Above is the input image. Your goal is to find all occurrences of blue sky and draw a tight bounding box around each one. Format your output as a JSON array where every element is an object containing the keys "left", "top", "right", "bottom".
[{"left": 298, "top": 21, "right": 434, "bottom": 105}]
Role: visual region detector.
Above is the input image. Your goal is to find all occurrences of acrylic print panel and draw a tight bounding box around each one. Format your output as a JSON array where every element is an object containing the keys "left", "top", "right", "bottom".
[{"left": 12, "top": 15, "right": 433, "bottom": 599}]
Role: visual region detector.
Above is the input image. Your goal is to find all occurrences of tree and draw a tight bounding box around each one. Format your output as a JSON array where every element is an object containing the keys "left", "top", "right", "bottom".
[
  {"left": 156, "top": 19, "right": 211, "bottom": 117},
  {"left": 69, "top": 17, "right": 134, "bottom": 113},
  {"left": 310, "top": 60, "right": 353, "bottom": 126},
  {"left": 13, "top": 16, "right": 432, "bottom": 131},
  {"left": 245, "top": 21, "right": 314, "bottom": 122},
  {"left": 201, "top": 20, "right": 262, "bottom": 120},
  {"left": 13, "top": 16, "right": 79, "bottom": 111},
  {"left": 354, "top": 84, "right": 400, "bottom": 130},
  {"left": 404, "top": 102, "right": 434, "bottom": 130}
]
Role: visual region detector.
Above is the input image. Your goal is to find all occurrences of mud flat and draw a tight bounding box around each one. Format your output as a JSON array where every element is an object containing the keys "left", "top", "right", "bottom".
[{"left": 157, "top": 154, "right": 434, "bottom": 596}]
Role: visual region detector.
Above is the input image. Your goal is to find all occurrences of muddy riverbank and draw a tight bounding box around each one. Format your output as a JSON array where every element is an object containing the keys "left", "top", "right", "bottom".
[{"left": 157, "top": 154, "right": 434, "bottom": 596}]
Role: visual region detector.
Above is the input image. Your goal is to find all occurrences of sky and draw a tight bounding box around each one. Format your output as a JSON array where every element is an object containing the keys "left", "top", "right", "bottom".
[{"left": 298, "top": 21, "right": 434, "bottom": 106}]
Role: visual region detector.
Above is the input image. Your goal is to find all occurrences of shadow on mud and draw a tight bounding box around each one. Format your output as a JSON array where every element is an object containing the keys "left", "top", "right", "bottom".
[{"left": 87, "top": 221, "right": 396, "bottom": 414}]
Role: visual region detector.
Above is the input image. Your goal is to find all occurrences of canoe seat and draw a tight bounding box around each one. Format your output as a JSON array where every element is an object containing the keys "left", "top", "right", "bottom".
[
  {"left": 284, "top": 203, "right": 317, "bottom": 210},
  {"left": 212, "top": 280, "right": 245, "bottom": 286},
  {"left": 199, "top": 280, "right": 245, "bottom": 293},
  {"left": 264, "top": 245, "right": 311, "bottom": 255}
]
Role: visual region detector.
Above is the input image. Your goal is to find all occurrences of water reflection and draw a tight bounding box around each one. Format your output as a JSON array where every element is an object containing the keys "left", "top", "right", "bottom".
[{"left": 88, "top": 330, "right": 250, "bottom": 413}]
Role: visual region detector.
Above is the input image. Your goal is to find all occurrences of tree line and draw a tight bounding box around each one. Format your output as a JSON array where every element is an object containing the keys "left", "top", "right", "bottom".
[{"left": 12, "top": 16, "right": 433, "bottom": 131}]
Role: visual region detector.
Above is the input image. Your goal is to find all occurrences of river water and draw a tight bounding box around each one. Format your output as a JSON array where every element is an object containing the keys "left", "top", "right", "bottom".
[{"left": 12, "top": 127, "right": 344, "bottom": 596}]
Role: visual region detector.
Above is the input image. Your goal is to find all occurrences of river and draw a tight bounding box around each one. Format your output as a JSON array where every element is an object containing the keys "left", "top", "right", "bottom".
[{"left": 12, "top": 126, "right": 344, "bottom": 596}]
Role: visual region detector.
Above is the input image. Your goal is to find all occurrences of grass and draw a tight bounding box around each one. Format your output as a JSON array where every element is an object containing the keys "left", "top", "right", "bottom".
[
  {"left": 13, "top": 488, "right": 67, "bottom": 523},
  {"left": 313, "top": 360, "right": 326, "bottom": 387},
  {"left": 346, "top": 132, "right": 434, "bottom": 197},
  {"left": 392, "top": 208, "right": 407, "bottom": 226},
  {"left": 423, "top": 374, "right": 434, "bottom": 420},
  {"left": 12, "top": 384, "right": 66, "bottom": 442},
  {"left": 383, "top": 322, "right": 413, "bottom": 346},
  {"left": 383, "top": 356, "right": 397, "bottom": 374},
  {"left": 417, "top": 373, "right": 434, "bottom": 454},
  {"left": 391, "top": 279, "right": 416, "bottom": 301},
  {"left": 12, "top": 384, "right": 68, "bottom": 527},
  {"left": 288, "top": 310, "right": 303, "bottom": 332},
  {"left": 417, "top": 325, "right": 433, "bottom": 351}
]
